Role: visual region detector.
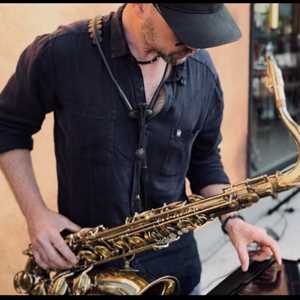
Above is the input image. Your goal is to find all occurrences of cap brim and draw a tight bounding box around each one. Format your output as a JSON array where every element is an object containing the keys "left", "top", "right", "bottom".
[{"left": 158, "top": 5, "right": 242, "bottom": 49}]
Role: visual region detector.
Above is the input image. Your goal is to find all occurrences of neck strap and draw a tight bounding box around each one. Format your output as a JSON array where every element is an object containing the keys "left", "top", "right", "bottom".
[
  {"left": 88, "top": 15, "right": 169, "bottom": 214},
  {"left": 88, "top": 15, "right": 134, "bottom": 112}
]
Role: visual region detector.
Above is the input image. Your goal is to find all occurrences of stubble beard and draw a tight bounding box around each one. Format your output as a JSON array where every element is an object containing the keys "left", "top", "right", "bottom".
[
  {"left": 141, "top": 19, "right": 190, "bottom": 66},
  {"left": 141, "top": 19, "right": 177, "bottom": 65}
]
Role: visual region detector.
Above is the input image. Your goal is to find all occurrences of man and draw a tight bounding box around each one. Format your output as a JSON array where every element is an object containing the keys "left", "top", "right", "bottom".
[{"left": 0, "top": 3, "right": 281, "bottom": 295}]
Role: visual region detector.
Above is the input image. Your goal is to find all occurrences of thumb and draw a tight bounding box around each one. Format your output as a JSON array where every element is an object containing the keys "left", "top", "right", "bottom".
[{"left": 236, "top": 243, "right": 249, "bottom": 272}]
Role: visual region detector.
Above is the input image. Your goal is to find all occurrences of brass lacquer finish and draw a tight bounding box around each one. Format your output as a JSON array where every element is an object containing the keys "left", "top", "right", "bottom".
[{"left": 14, "top": 57, "right": 300, "bottom": 295}]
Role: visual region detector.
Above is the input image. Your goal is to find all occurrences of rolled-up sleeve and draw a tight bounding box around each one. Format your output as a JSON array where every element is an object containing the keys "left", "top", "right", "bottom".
[
  {"left": 187, "top": 75, "right": 230, "bottom": 193},
  {"left": 0, "top": 34, "right": 56, "bottom": 154}
]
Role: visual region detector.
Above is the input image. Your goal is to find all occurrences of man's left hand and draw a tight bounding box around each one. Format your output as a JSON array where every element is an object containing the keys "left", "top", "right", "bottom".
[{"left": 225, "top": 218, "right": 282, "bottom": 272}]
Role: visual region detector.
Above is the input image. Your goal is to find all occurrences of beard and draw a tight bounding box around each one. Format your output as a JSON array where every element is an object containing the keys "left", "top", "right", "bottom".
[{"left": 141, "top": 19, "right": 195, "bottom": 65}]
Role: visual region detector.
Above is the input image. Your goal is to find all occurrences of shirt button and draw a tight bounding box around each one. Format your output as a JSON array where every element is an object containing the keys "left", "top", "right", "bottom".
[
  {"left": 179, "top": 78, "right": 186, "bottom": 85},
  {"left": 176, "top": 129, "right": 182, "bottom": 137},
  {"left": 139, "top": 85, "right": 144, "bottom": 92}
]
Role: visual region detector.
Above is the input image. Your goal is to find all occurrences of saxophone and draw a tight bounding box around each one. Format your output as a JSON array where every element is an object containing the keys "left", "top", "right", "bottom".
[{"left": 13, "top": 56, "right": 300, "bottom": 295}]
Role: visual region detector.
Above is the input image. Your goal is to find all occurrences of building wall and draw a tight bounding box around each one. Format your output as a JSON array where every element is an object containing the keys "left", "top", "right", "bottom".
[
  {"left": 0, "top": 4, "right": 249, "bottom": 294},
  {"left": 210, "top": 4, "right": 250, "bottom": 184}
]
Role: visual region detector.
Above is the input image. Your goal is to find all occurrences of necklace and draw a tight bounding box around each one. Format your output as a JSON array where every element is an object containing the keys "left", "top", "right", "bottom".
[{"left": 134, "top": 55, "right": 160, "bottom": 65}]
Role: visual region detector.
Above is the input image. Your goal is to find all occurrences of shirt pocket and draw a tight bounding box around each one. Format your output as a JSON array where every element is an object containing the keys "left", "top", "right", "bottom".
[
  {"left": 160, "top": 128, "right": 199, "bottom": 176},
  {"left": 68, "top": 111, "right": 114, "bottom": 166}
]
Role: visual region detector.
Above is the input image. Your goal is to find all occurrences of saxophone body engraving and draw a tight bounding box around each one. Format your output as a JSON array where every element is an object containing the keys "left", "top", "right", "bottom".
[{"left": 14, "top": 56, "right": 300, "bottom": 295}]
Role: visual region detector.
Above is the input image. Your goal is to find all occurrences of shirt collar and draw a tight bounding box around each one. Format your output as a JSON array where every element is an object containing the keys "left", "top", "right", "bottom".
[
  {"left": 110, "top": 4, "right": 131, "bottom": 58},
  {"left": 166, "top": 62, "right": 187, "bottom": 85}
]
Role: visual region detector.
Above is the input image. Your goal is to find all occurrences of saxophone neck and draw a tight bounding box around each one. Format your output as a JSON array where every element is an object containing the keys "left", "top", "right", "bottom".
[{"left": 265, "top": 55, "right": 300, "bottom": 188}]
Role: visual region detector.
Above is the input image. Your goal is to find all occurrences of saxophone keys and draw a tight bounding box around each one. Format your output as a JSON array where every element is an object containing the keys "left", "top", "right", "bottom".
[
  {"left": 125, "top": 216, "right": 132, "bottom": 224},
  {"left": 194, "top": 215, "right": 208, "bottom": 226},
  {"left": 97, "top": 224, "right": 106, "bottom": 231},
  {"left": 150, "top": 231, "right": 163, "bottom": 241},
  {"left": 78, "top": 250, "right": 99, "bottom": 263},
  {"left": 176, "top": 230, "right": 183, "bottom": 236},
  {"left": 72, "top": 266, "right": 93, "bottom": 295},
  {"left": 167, "top": 233, "right": 179, "bottom": 242},
  {"left": 144, "top": 231, "right": 153, "bottom": 241},
  {"left": 72, "top": 273, "right": 92, "bottom": 295},
  {"left": 180, "top": 228, "right": 189, "bottom": 234},
  {"left": 114, "top": 240, "right": 130, "bottom": 252},
  {"left": 48, "top": 276, "right": 69, "bottom": 295},
  {"left": 31, "top": 280, "right": 47, "bottom": 295},
  {"left": 77, "top": 228, "right": 92, "bottom": 239},
  {"left": 128, "top": 236, "right": 145, "bottom": 248},
  {"left": 94, "top": 246, "right": 111, "bottom": 259},
  {"left": 165, "top": 201, "right": 183, "bottom": 210},
  {"left": 177, "top": 220, "right": 193, "bottom": 233},
  {"left": 87, "top": 226, "right": 103, "bottom": 238},
  {"left": 153, "top": 242, "right": 170, "bottom": 250}
]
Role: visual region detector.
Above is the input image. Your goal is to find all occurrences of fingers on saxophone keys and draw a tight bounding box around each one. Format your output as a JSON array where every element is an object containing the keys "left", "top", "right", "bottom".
[
  {"left": 55, "top": 235, "right": 78, "bottom": 266},
  {"left": 48, "top": 246, "right": 73, "bottom": 270},
  {"left": 40, "top": 239, "right": 74, "bottom": 270},
  {"left": 32, "top": 249, "right": 49, "bottom": 271}
]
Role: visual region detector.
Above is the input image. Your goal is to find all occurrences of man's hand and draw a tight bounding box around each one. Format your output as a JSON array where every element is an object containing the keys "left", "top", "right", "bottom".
[
  {"left": 225, "top": 218, "right": 282, "bottom": 272},
  {"left": 27, "top": 207, "right": 81, "bottom": 271}
]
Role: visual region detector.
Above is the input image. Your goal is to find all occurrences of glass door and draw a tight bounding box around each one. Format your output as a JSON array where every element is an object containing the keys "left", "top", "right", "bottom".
[{"left": 249, "top": 3, "right": 300, "bottom": 177}]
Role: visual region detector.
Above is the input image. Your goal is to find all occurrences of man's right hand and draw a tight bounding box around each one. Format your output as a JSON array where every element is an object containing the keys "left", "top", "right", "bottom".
[{"left": 26, "top": 207, "right": 81, "bottom": 271}]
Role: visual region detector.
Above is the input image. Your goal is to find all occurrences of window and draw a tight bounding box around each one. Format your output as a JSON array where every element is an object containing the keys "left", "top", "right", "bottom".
[{"left": 249, "top": 4, "right": 300, "bottom": 176}]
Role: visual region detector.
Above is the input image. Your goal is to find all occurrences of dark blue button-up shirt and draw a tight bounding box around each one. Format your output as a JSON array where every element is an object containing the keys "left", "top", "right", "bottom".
[{"left": 0, "top": 5, "right": 230, "bottom": 294}]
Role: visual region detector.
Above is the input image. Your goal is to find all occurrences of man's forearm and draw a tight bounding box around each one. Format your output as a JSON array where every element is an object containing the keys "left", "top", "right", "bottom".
[
  {"left": 199, "top": 183, "right": 238, "bottom": 223},
  {"left": 0, "top": 149, "right": 47, "bottom": 220}
]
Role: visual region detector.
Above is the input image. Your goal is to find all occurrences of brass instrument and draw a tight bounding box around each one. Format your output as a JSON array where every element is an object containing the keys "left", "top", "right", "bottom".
[{"left": 13, "top": 56, "right": 300, "bottom": 295}]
